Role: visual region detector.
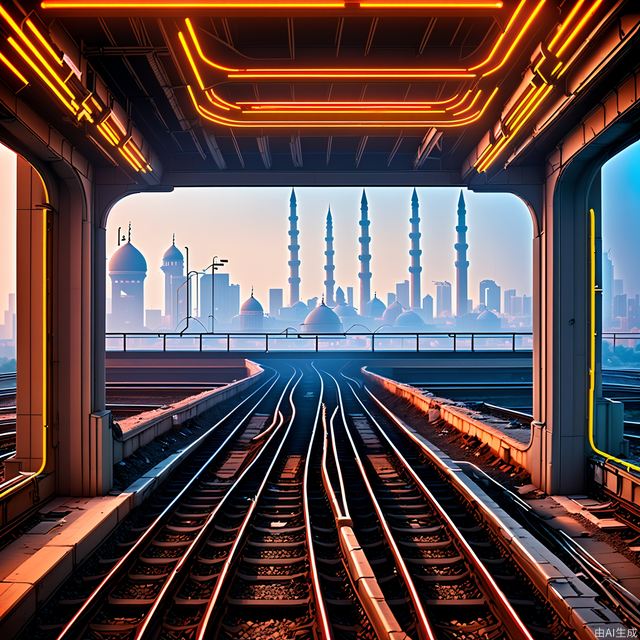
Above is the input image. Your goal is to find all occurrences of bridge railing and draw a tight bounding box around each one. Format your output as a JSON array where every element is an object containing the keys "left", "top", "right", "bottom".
[{"left": 105, "top": 331, "right": 536, "bottom": 353}]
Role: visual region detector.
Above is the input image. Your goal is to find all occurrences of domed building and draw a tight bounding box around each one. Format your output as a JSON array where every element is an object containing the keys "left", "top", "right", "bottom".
[
  {"left": 382, "top": 300, "right": 404, "bottom": 325},
  {"left": 476, "top": 309, "right": 501, "bottom": 330},
  {"left": 300, "top": 302, "right": 342, "bottom": 333},
  {"left": 160, "top": 236, "right": 185, "bottom": 330},
  {"left": 239, "top": 290, "right": 265, "bottom": 331},
  {"left": 366, "top": 294, "right": 386, "bottom": 318},
  {"left": 395, "top": 310, "right": 425, "bottom": 329},
  {"left": 334, "top": 302, "right": 358, "bottom": 323},
  {"left": 108, "top": 227, "right": 147, "bottom": 331}
]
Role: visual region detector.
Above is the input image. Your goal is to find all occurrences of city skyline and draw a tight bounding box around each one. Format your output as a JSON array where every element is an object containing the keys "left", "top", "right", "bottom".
[
  {"left": 1, "top": 139, "right": 640, "bottom": 319},
  {"left": 105, "top": 186, "right": 534, "bottom": 315}
]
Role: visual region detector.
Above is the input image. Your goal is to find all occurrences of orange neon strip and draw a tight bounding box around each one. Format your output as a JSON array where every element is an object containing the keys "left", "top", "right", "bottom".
[
  {"left": 41, "top": 0, "right": 503, "bottom": 8},
  {"left": 186, "top": 83, "right": 497, "bottom": 128},
  {"left": 208, "top": 88, "right": 241, "bottom": 110},
  {"left": 481, "top": 0, "right": 545, "bottom": 76},
  {"left": 451, "top": 88, "right": 482, "bottom": 115},
  {"left": 0, "top": 51, "right": 28, "bottom": 84},
  {"left": 502, "top": 82, "right": 537, "bottom": 127},
  {"left": 178, "top": 30, "right": 206, "bottom": 89},
  {"left": 185, "top": 18, "right": 238, "bottom": 73}
]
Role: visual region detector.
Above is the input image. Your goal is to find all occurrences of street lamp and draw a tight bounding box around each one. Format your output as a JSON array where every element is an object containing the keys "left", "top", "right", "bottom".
[{"left": 204, "top": 256, "right": 228, "bottom": 333}]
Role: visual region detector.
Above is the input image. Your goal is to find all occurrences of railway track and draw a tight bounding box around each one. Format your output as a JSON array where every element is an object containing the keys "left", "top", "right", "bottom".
[
  {"left": 320, "top": 368, "right": 573, "bottom": 640},
  {"left": 23, "top": 365, "right": 294, "bottom": 639}
]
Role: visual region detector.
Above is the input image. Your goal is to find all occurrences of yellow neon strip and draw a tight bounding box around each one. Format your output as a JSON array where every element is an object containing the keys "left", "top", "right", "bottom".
[
  {"left": 482, "top": 0, "right": 545, "bottom": 77},
  {"left": 451, "top": 88, "right": 482, "bottom": 115},
  {"left": 25, "top": 19, "right": 63, "bottom": 65},
  {"left": 8, "top": 37, "right": 78, "bottom": 113},
  {"left": 0, "top": 7, "right": 76, "bottom": 102},
  {"left": 556, "top": 0, "right": 603, "bottom": 56},
  {"left": 185, "top": 18, "right": 238, "bottom": 73},
  {"left": 588, "top": 208, "right": 640, "bottom": 474},
  {"left": 179, "top": 31, "right": 206, "bottom": 90},
  {"left": 97, "top": 122, "right": 119, "bottom": 145},
  {"left": 208, "top": 88, "right": 241, "bottom": 110},
  {"left": 503, "top": 82, "right": 536, "bottom": 127},
  {"left": 548, "top": 0, "right": 584, "bottom": 51},
  {"left": 0, "top": 51, "right": 28, "bottom": 84}
]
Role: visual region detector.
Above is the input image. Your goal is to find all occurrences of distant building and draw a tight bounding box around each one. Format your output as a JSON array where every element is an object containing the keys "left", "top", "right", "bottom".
[
  {"left": 479, "top": 279, "right": 501, "bottom": 312},
  {"left": 0, "top": 293, "right": 15, "bottom": 342},
  {"left": 382, "top": 300, "right": 404, "bottom": 325},
  {"left": 145, "top": 309, "right": 162, "bottom": 330},
  {"left": 395, "top": 280, "right": 410, "bottom": 308},
  {"left": 347, "top": 286, "right": 354, "bottom": 308},
  {"left": 300, "top": 302, "right": 342, "bottom": 333},
  {"left": 269, "top": 288, "right": 284, "bottom": 317},
  {"left": 238, "top": 291, "right": 264, "bottom": 331},
  {"left": 614, "top": 293, "right": 628, "bottom": 319},
  {"left": 108, "top": 229, "right": 147, "bottom": 331},
  {"left": 200, "top": 272, "right": 240, "bottom": 329},
  {"left": 422, "top": 294, "right": 434, "bottom": 323},
  {"left": 511, "top": 295, "right": 524, "bottom": 316},
  {"left": 386, "top": 292, "right": 397, "bottom": 307},
  {"left": 160, "top": 237, "right": 185, "bottom": 330},
  {"left": 455, "top": 191, "right": 470, "bottom": 317},
  {"left": 603, "top": 251, "right": 614, "bottom": 329},
  {"left": 503, "top": 289, "right": 516, "bottom": 316},
  {"left": 435, "top": 281, "right": 452, "bottom": 317},
  {"left": 367, "top": 294, "right": 386, "bottom": 318},
  {"left": 307, "top": 297, "right": 319, "bottom": 310},
  {"left": 523, "top": 295, "right": 532, "bottom": 317}
]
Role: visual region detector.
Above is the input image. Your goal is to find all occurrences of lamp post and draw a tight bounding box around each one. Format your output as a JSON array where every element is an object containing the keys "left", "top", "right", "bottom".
[{"left": 204, "top": 256, "right": 228, "bottom": 333}]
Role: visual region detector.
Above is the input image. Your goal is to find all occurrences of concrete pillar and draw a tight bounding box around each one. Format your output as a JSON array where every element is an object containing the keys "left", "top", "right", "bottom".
[
  {"left": 51, "top": 171, "right": 111, "bottom": 496},
  {"left": 533, "top": 163, "right": 599, "bottom": 494},
  {"left": 6, "top": 158, "right": 50, "bottom": 478}
]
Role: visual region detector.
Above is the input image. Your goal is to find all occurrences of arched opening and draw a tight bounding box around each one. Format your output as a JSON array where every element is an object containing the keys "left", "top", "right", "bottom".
[{"left": 0, "top": 141, "right": 50, "bottom": 507}]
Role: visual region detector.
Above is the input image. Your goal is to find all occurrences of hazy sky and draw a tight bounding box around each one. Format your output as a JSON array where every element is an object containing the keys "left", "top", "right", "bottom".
[
  {"left": 105, "top": 185, "right": 533, "bottom": 311},
  {"left": 0, "top": 137, "right": 638, "bottom": 316}
]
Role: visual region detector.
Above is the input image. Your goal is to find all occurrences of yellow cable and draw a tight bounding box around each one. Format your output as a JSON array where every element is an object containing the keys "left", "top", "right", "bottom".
[
  {"left": 0, "top": 184, "right": 48, "bottom": 500},
  {"left": 588, "top": 207, "right": 640, "bottom": 474}
]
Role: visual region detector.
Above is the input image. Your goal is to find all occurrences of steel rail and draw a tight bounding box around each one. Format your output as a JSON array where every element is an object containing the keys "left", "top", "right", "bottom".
[
  {"left": 339, "top": 373, "right": 534, "bottom": 640},
  {"left": 323, "top": 370, "right": 433, "bottom": 640},
  {"left": 192, "top": 363, "right": 329, "bottom": 639},
  {"left": 56, "top": 365, "right": 293, "bottom": 639},
  {"left": 138, "top": 369, "right": 305, "bottom": 639}
]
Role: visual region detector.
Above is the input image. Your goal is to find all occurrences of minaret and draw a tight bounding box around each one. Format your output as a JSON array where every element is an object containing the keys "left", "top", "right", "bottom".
[
  {"left": 288, "top": 188, "right": 301, "bottom": 306},
  {"left": 409, "top": 188, "right": 422, "bottom": 309},
  {"left": 455, "top": 190, "right": 469, "bottom": 317},
  {"left": 324, "top": 206, "right": 336, "bottom": 307},
  {"left": 358, "top": 189, "right": 372, "bottom": 312}
]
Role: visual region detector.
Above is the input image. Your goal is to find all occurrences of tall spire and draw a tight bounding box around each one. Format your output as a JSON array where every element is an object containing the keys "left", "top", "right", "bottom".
[
  {"left": 409, "top": 188, "right": 422, "bottom": 309},
  {"left": 288, "top": 188, "right": 301, "bottom": 306},
  {"left": 455, "top": 190, "right": 469, "bottom": 317},
  {"left": 358, "top": 189, "right": 372, "bottom": 313},
  {"left": 324, "top": 206, "right": 336, "bottom": 307}
]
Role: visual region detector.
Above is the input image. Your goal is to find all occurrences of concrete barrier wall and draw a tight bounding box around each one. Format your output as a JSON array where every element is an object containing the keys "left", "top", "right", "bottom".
[
  {"left": 362, "top": 367, "right": 540, "bottom": 475},
  {"left": 113, "top": 359, "right": 264, "bottom": 463}
]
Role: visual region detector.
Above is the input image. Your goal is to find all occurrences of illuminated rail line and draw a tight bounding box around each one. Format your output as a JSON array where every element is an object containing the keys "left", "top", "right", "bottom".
[
  {"left": 319, "top": 368, "right": 573, "bottom": 639},
  {"left": 21, "top": 365, "right": 291, "bottom": 638}
]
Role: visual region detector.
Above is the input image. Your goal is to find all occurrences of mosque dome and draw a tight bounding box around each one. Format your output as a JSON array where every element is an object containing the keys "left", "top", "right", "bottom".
[
  {"left": 476, "top": 309, "right": 500, "bottom": 329},
  {"left": 334, "top": 303, "right": 358, "bottom": 320},
  {"left": 367, "top": 295, "right": 386, "bottom": 318},
  {"left": 395, "top": 310, "right": 425, "bottom": 328},
  {"left": 240, "top": 293, "right": 264, "bottom": 315},
  {"left": 162, "top": 242, "right": 183, "bottom": 264},
  {"left": 382, "top": 300, "right": 404, "bottom": 324},
  {"left": 300, "top": 302, "right": 342, "bottom": 333},
  {"left": 109, "top": 242, "right": 147, "bottom": 274}
]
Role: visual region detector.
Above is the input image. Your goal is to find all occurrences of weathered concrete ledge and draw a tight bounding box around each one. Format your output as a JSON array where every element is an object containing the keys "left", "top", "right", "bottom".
[
  {"left": 113, "top": 359, "right": 264, "bottom": 462},
  {"left": 362, "top": 366, "right": 539, "bottom": 476}
]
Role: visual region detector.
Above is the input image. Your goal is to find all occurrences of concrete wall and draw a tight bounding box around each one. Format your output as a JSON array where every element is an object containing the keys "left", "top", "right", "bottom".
[{"left": 113, "top": 359, "right": 264, "bottom": 462}]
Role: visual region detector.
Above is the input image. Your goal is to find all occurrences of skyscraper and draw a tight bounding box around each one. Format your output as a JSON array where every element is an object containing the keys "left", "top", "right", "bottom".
[
  {"left": 602, "top": 251, "right": 614, "bottom": 330},
  {"left": 200, "top": 272, "right": 240, "bottom": 328},
  {"left": 479, "top": 279, "right": 501, "bottom": 312},
  {"left": 396, "top": 280, "right": 410, "bottom": 308},
  {"left": 288, "top": 188, "right": 301, "bottom": 306},
  {"left": 422, "top": 294, "right": 434, "bottom": 323},
  {"left": 409, "top": 188, "right": 422, "bottom": 309},
  {"left": 324, "top": 207, "right": 335, "bottom": 307},
  {"left": 503, "top": 289, "right": 516, "bottom": 316},
  {"left": 455, "top": 191, "right": 470, "bottom": 317},
  {"left": 358, "top": 189, "right": 372, "bottom": 313},
  {"left": 435, "top": 281, "right": 452, "bottom": 317},
  {"left": 269, "top": 288, "right": 284, "bottom": 317},
  {"left": 160, "top": 235, "right": 185, "bottom": 330}
]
